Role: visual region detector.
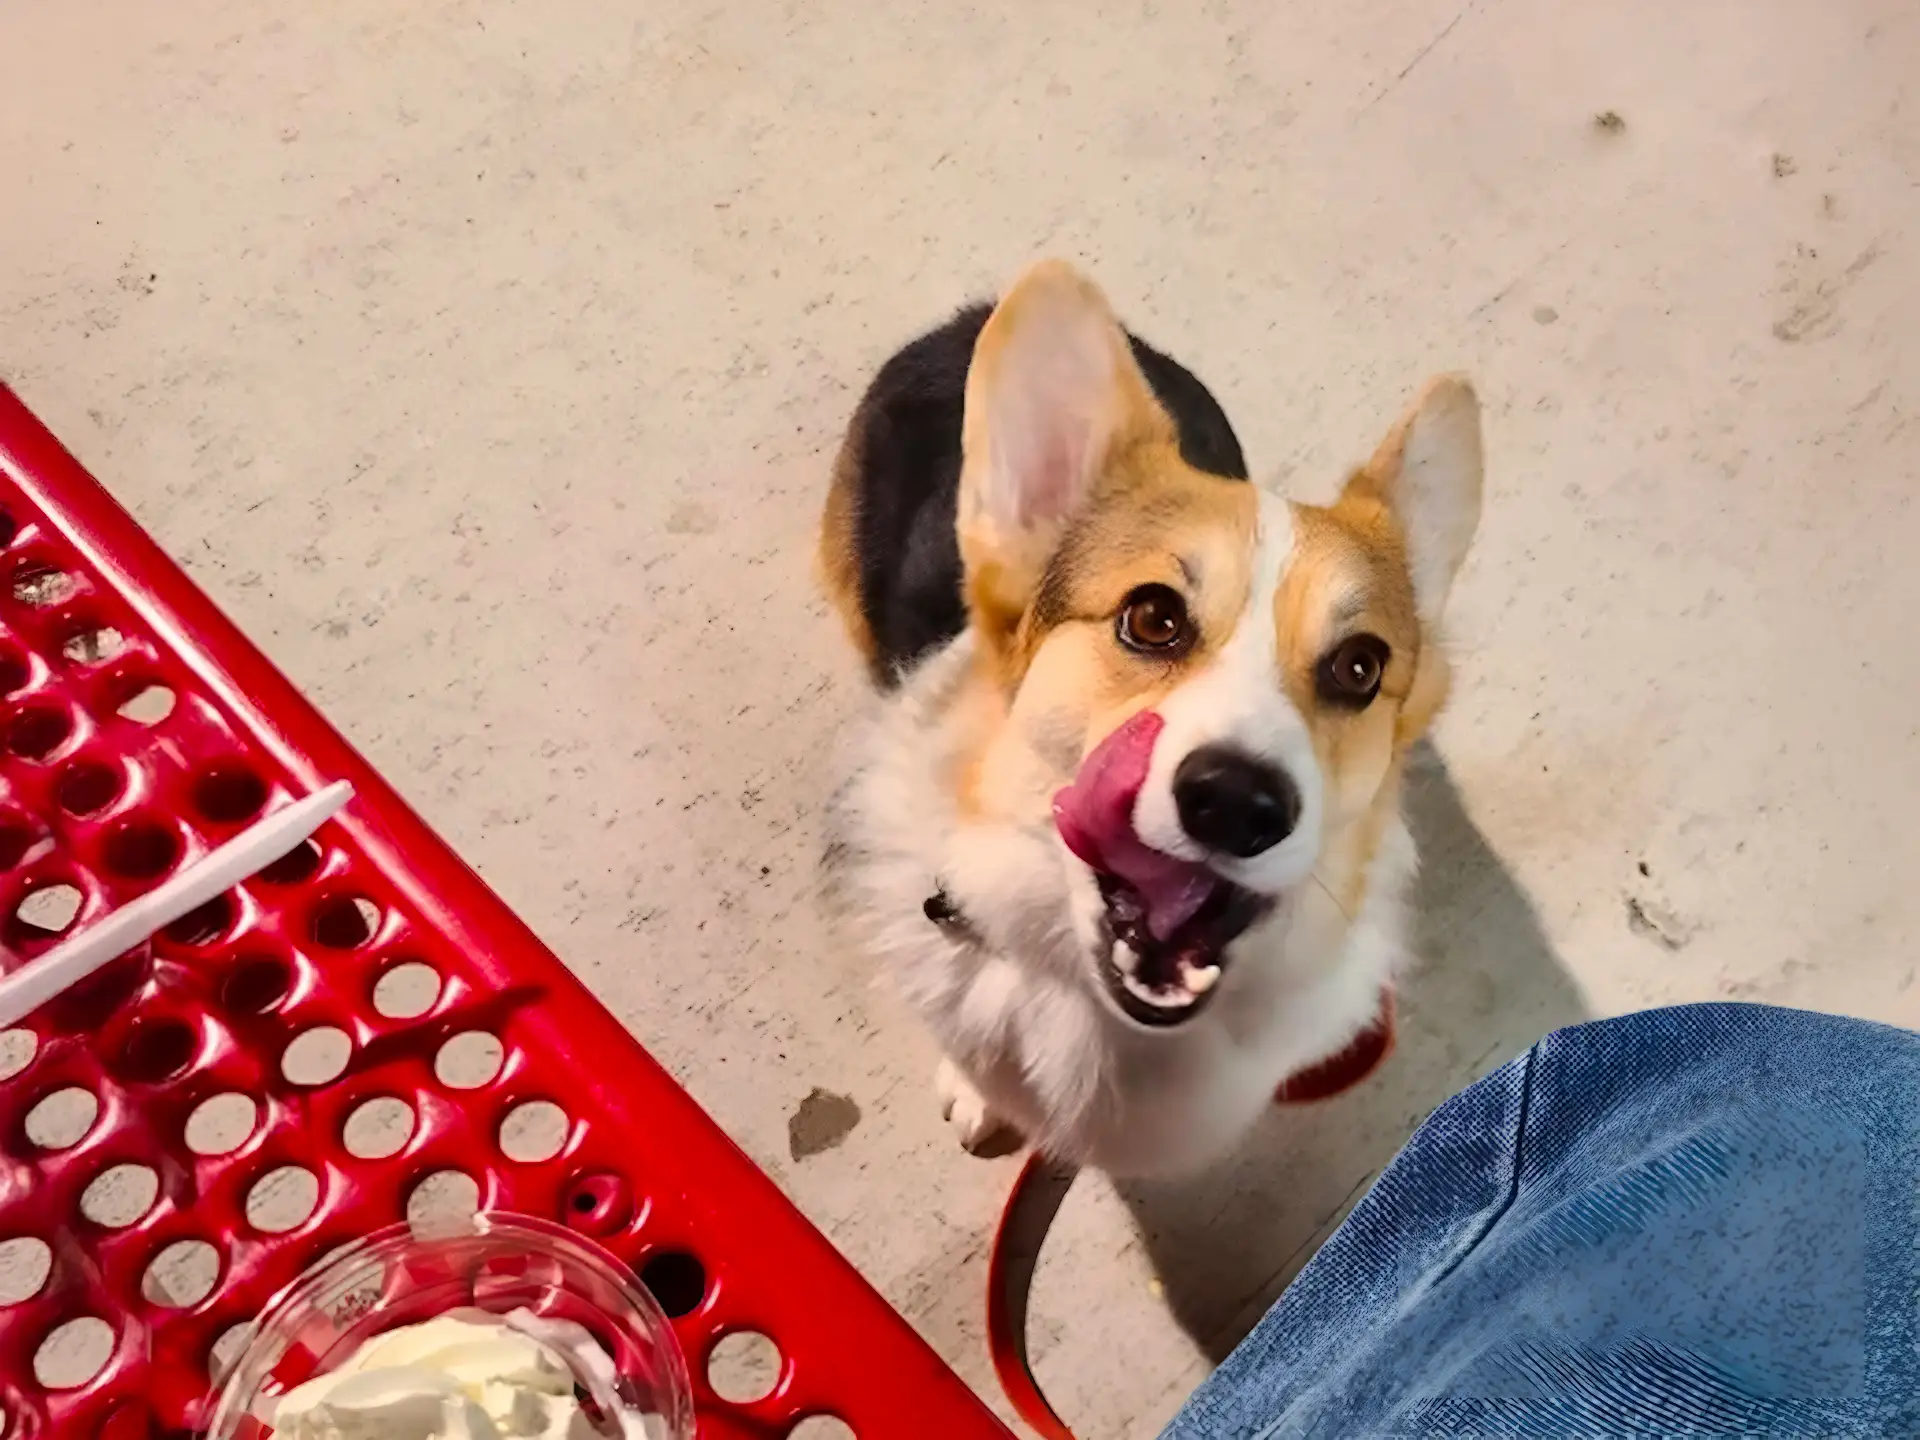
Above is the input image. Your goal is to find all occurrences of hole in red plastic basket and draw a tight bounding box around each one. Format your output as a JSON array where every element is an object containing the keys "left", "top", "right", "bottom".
[
  {"left": 258, "top": 838, "right": 322, "bottom": 886},
  {"left": 0, "top": 816, "right": 35, "bottom": 871},
  {"left": 81, "top": 1164, "right": 161, "bottom": 1229},
  {"left": 33, "top": 1315, "right": 114, "bottom": 1389},
  {"left": 789, "top": 1418, "right": 856, "bottom": 1440},
  {"left": 62, "top": 624, "right": 128, "bottom": 666},
  {"left": 56, "top": 758, "right": 123, "bottom": 816},
  {"left": 246, "top": 1166, "right": 320, "bottom": 1233},
  {"left": 52, "top": 948, "right": 148, "bottom": 1031},
  {"left": 0, "top": 646, "right": 28, "bottom": 696},
  {"left": 407, "top": 1170, "right": 481, "bottom": 1230},
  {"left": 209, "top": 1322, "right": 251, "bottom": 1383},
  {"left": 161, "top": 893, "right": 234, "bottom": 947},
  {"left": 311, "top": 894, "right": 379, "bottom": 950},
  {"left": 7, "top": 703, "right": 72, "bottom": 761},
  {"left": 24, "top": 1087, "right": 96, "bottom": 1150},
  {"left": 344, "top": 1096, "right": 416, "bottom": 1160},
  {"left": 11, "top": 881, "right": 81, "bottom": 945},
  {"left": 12, "top": 886, "right": 79, "bottom": 950},
  {"left": 564, "top": 1174, "right": 633, "bottom": 1236},
  {"left": 117, "top": 1016, "right": 197, "bottom": 1084},
  {"left": 115, "top": 683, "right": 175, "bottom": 726},
  {"left": 707, "top": 1330, "right": 782, "bottom": 1404},
  {"left": 223, "top": 955, "right": 292, "bottom": 1015},
  {"left": 193, "top": 764, "right": 267, "bottom": 824},
  {"left": 11, "top": 561, "right": 76, "bottom": 609},
  {"left": 435, "top": 1031, "right": 504, "bottom": 1090},
  {"left": 637, "top": 1252, "right": 707, "bottom": 1320},
  {"left": 185, "top": 1093, "right": 258, "bottom": 1156},
  {"left": 282, "top": 1026, "right": 352, "bottom": 1087},
  {"left": 103, "top": 818, "right": 181, "bottom": 881},
  {"left": 373, "top": 961, "right": 440, "bottom": 1019},
  {"left": 0, "top": 1030, "right": 36, "bottom": 1081},
  {"left": 142, "top": 1239, "right": 221, "bottom": 1308},
  {"left": 499, "top": 1101, "right": 568, "bottom": 1163},
  {"left": 0, "top": 1236, "right": 53, "bottom": 1306}
]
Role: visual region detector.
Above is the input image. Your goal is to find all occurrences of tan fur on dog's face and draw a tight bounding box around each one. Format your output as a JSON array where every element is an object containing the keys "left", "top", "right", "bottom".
[
  {"left": 955, "top": 261, "right": 1482, "bottom": 908},
  {"left": 987, "top": 457, "right": 1262, "bottom": 773}
]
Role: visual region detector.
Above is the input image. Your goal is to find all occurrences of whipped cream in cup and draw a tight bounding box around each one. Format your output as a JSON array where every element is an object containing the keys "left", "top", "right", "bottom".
[{"left": 204, "top": 1214, "right": 694, "bottom": 1440}]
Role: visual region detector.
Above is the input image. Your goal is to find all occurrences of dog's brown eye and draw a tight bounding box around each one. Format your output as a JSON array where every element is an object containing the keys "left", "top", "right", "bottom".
[
  {"left": 1117, "top": 585, "right": 1192, "bottom": 655},
  {"left": 1317, "top": 634, "right": 1390, "bottom": 707}
]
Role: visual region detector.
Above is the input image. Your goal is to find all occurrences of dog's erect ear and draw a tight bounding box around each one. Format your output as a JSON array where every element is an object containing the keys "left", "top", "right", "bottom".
[
  {"left": 1345, "top": 375, "right": 1483, "bottom": 626},
  {"left": 958, "top": 261, "right": 1171, "bottom": 651}
]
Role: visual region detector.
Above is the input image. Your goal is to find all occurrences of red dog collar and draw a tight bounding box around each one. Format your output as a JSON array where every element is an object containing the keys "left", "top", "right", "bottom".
[{"left": 985, "top": 991, "right": 1396, "bottom": 1437}]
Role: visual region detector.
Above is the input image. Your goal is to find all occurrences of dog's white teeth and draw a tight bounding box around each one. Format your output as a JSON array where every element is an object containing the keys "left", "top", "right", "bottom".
[
  {"left": 1113, "top": 942, "right": 1142, "bottom": 977},
  {"left": 1183, "top": 963, "right": 1221, "bottom": 995},
  {"left": 1121, "top": 970, "right": 1196, "bottom": 1009}
]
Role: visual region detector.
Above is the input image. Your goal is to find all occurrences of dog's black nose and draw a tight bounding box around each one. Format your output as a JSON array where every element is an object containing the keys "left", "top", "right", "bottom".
[{"left": 1173, "top": 747, "right": 1300, "bottom": 858}]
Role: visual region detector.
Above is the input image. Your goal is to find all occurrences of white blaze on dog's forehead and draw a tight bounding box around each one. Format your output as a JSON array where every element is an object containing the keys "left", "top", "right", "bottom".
[
  {"left": 1129, "top": 490, "right": 1323, "bottom": 894},
  {"left": 1235, "top": 492, "right": 1292, "bottom": 677}
]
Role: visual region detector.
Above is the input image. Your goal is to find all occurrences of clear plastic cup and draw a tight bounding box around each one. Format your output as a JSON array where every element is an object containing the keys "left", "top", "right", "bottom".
[{"left": 205, "top": 1212, "right": 695, "bottom": 1439}]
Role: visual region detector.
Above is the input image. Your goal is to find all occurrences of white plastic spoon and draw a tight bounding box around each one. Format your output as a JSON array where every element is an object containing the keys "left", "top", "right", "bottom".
[{"left": 0, "top": 779, "right": 353, "bottom": 1029}]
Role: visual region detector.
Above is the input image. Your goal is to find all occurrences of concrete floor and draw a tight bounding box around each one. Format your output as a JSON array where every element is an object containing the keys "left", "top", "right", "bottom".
[{"left": 5, "top": 0, "right": 1919, "bottom": 1431}]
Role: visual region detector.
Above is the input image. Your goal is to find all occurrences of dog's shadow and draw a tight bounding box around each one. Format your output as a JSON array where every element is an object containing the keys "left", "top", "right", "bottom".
[{"left": 1118, "top": 744, "right": 1589, "bottom": 1361}]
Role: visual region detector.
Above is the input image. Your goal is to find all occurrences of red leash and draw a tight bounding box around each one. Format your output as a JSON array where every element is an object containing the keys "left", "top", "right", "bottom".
[{"left": 985, "top": 993, "right": 1397, "bottom": 1437}]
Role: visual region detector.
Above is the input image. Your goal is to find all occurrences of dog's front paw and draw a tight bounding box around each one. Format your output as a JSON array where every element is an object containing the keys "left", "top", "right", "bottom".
[{"left": 936, "top": 1058, "right": 1023, "bottom": 1157}]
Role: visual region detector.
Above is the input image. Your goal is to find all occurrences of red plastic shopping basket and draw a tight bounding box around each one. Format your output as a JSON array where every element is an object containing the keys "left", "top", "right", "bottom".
[{"left": 0, "top": 385, "right": 1008, "bottom": 1439}]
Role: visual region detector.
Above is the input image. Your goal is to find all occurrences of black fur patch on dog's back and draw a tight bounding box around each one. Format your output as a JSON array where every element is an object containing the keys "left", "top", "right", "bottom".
[{"left": 837, "top": 304, "right": 1248, "bottom": 686}]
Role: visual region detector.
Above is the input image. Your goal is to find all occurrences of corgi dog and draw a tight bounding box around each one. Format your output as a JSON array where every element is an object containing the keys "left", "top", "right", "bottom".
[{"left": 820, "top": 261, "right": 1482, "bottom": 1177}]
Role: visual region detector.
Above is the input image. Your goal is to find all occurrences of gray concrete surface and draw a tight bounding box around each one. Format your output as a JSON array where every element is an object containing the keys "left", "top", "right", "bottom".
[{"left": 5, "top": 0, "right": 1918, "bottom": 1431}]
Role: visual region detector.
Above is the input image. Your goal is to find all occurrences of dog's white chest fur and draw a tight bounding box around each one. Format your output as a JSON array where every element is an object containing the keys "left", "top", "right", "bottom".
[{"left": 826, "top": 638, "right": 1415, "bottom": 1178}]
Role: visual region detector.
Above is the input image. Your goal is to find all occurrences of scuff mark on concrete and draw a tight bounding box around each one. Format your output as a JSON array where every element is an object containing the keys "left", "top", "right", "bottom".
[{"left": 1625, "top": 894, "right": 1692, "bottom": 950}]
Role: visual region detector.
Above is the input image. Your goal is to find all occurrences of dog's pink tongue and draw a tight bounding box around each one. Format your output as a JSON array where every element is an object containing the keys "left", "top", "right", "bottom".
[{"left": 1052, "top": 710, "right": 1217, "bottom": 941}]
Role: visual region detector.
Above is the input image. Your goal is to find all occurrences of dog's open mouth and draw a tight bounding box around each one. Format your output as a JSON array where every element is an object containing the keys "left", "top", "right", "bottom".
[
  {"left": 1054, "top": 709, "right": 1272, "bottom": 1028},
  {"left": 1095, "top": 872, "right": 1268, "bottom": 1025}
]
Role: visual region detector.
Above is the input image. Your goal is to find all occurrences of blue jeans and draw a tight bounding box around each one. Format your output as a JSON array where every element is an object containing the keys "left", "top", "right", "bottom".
[{"left": 1162, "top": 1004, "right": 1919, "bottom": 1438}]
